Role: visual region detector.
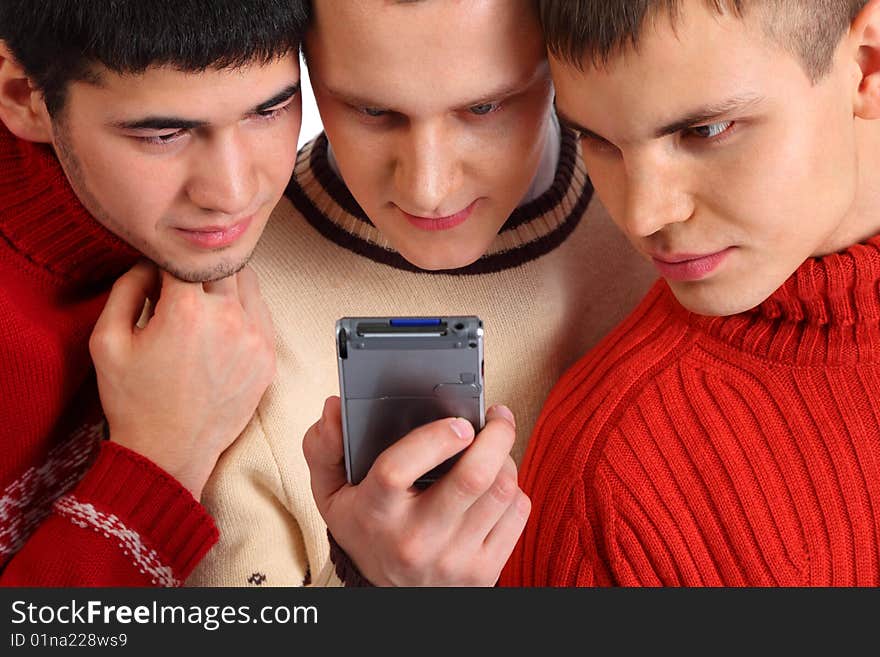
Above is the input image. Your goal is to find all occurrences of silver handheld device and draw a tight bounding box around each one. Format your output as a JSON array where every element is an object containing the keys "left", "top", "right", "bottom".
[{"left": 335, "top": 316, "right": 485, "bottom": 485}]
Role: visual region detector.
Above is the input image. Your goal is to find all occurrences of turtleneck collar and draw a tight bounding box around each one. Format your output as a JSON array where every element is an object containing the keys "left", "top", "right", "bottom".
[
  {"left": 285, "top": 126, "right": 593, "bottom": 275},
  {"left": 0, "top": 125, "right": 139, "bottom": 286},
  {"left": 686, "top": 236, "right": 880, "bottom": 364}
]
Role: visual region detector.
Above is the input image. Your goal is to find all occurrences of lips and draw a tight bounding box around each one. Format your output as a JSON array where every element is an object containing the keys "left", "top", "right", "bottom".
[
  {"left": 399, "top": 200, "right": 478, "bottom": 232},
  {"left": 175, "top": 214, "right": 255, "bottom": 249},
  {"left": 650, "top": 247, "right": 735, "bottom": 282}
]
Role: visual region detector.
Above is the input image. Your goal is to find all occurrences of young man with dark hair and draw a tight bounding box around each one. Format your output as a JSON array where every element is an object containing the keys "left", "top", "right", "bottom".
[
  {"left": 501, "top": 0, "right": 880, "bottom": 586},
  {"left": 0, "top": 0, "right": 306, "bottom": 585},
  {"left": 189, "top": 0, "right": 656, "bottom": 587}
]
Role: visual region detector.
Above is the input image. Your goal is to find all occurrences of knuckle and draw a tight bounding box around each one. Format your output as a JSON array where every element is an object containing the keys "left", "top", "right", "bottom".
[
  {"left": 88, "top": 328, "right": 114, "bottom": 361},
  {"left": 394, "top": 535, "right": 426, "bottom": 572},
  {"left": 490, "top": 470, "right": 518, "bottom": 504},
  {"left": 369, "top": 459, "right": 406, "bottom": 494},
  {"left": 456, "top": 464, "right": 495, "bottom": 498},
  {"left": 109, "top": 274, "right": 131, "bottom": 297},
  {"left": 173, "top": 295, "right": 201, "bottom": 323},
  {"left": 301, "top": 425, "right": 319, "bottom": 463},
  {"left": 218, "top": 308, "right": 245, "bottom": 335}
]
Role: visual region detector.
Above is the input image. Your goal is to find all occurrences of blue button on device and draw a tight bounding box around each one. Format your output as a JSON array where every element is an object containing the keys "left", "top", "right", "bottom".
[{"left": 390, "top": 318, "right": 442, "bottom": 327}]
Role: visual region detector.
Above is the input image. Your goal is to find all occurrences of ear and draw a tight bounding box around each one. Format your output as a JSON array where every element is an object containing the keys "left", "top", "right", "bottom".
[
  {"left": 852, "top": 0, "right": 880, "bottom": 119},
  {"left": 0, "top": 41, "right": 53, "bottom": 143}
]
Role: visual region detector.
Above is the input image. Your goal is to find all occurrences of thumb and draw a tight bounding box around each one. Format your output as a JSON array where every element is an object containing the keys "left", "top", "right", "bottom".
[{"left": 302, "top": 396, "right": 349, "bottom": 510}]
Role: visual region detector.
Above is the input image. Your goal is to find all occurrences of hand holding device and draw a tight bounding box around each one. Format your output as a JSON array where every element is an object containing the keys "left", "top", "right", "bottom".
[{"left": 303, "top": 397, "right": 531, "bottom": 586}]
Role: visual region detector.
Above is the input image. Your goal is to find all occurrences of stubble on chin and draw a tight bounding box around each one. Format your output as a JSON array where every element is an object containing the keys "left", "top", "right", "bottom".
[{"left": 162, "top": 253, "right": 253, "bottom": 283}]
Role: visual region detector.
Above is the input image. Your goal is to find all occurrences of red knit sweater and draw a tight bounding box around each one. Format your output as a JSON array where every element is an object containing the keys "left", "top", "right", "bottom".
[
  {"left": 0, "top": 125, "right": 218, "bottom": 586},
  {"left": 501, "top": 237, "right": 880, "bottom": 586}
]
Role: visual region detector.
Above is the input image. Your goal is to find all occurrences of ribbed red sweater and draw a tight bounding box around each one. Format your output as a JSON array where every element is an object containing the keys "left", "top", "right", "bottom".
[
  {"left": 0, "top": 125, "right": 218, "bottom": 586},
  {"left": 501, "top": 238, "right": 880, "bottom": 586}
]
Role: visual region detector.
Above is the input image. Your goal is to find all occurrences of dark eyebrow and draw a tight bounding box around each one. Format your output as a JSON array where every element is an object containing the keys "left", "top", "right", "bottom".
[
  {"left": 555, "top": 106, "right": 607, "bottom": 142},
  {"left": 112, "top": 116, "right": 207, "bottom": 131},
  {"left": 252, "top": 81, "right": 301, "bottom": 114},
  {"left": 654, "top": 93, "right": 764, "bottom": 138},
  {"left": 111, "top": 80, "right": 301, "bottom": 131}
]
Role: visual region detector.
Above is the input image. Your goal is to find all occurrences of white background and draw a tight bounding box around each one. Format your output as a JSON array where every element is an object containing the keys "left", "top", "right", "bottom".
[{"left": 298, "top": 55, "right": 324, "bottom": 148}]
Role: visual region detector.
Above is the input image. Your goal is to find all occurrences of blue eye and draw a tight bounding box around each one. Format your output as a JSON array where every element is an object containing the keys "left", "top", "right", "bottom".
[
  {"left": 360, "top": 107, "right": 388, "bottom": 118},
  {"left": 469, "top": 102, "right": 499, "bottom": 115},
  {"left": 691, "top": 121, "right": 733, "bottom": 139}
]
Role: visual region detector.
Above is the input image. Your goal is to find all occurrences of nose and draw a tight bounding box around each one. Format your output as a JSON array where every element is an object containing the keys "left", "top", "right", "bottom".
[
  {"left": 393, "top": 121, "right": 461, "bottom": 216},
  {"left": 621, "top": 155, "right": 694, "bottom": 238},
  {"left": 186, "top": 131, "right": 257, "bottom": 216}
]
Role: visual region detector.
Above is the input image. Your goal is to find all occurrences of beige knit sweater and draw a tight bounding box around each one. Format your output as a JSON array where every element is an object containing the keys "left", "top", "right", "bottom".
[{"left": 187, "top": 130, "right": 656, "bottom": 587}]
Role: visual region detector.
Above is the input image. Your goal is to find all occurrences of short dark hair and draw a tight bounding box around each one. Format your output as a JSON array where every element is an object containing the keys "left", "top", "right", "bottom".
[
  {"left": 0, "top": 0, "right": 308, "bottom": 116},
  {"left": 539, "top": 0, "right": 869, "bottom": 82}
]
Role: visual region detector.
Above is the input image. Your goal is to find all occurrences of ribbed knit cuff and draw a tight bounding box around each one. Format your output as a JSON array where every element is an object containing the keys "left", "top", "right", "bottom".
[
  {"left": 327, "top": 530, "right": 374, "bottom": 587},
  {"left": 55, "top": 442, "right": 218, "bottom": 586}
]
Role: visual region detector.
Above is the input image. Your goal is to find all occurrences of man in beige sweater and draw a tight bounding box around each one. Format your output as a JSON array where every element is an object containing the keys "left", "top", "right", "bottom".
[{"left": 189, "top": 0, "right": 656, "bottom": 587}]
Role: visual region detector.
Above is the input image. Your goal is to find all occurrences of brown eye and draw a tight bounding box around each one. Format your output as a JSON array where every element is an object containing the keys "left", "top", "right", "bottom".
[
  {"left": 137, "top": 130, "right": 186, "bottom": 146},
  {"left": 257, "top": 101, "right": 293, "bottom": 120}
]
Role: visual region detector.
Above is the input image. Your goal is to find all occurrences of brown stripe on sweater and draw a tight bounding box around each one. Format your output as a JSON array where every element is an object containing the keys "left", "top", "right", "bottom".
[
  {"left": 305, "top": 133, "right": 371, "bottom": 223},
  {"left": 499, "top": 127, "right": 578, "bottom": 231}
]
